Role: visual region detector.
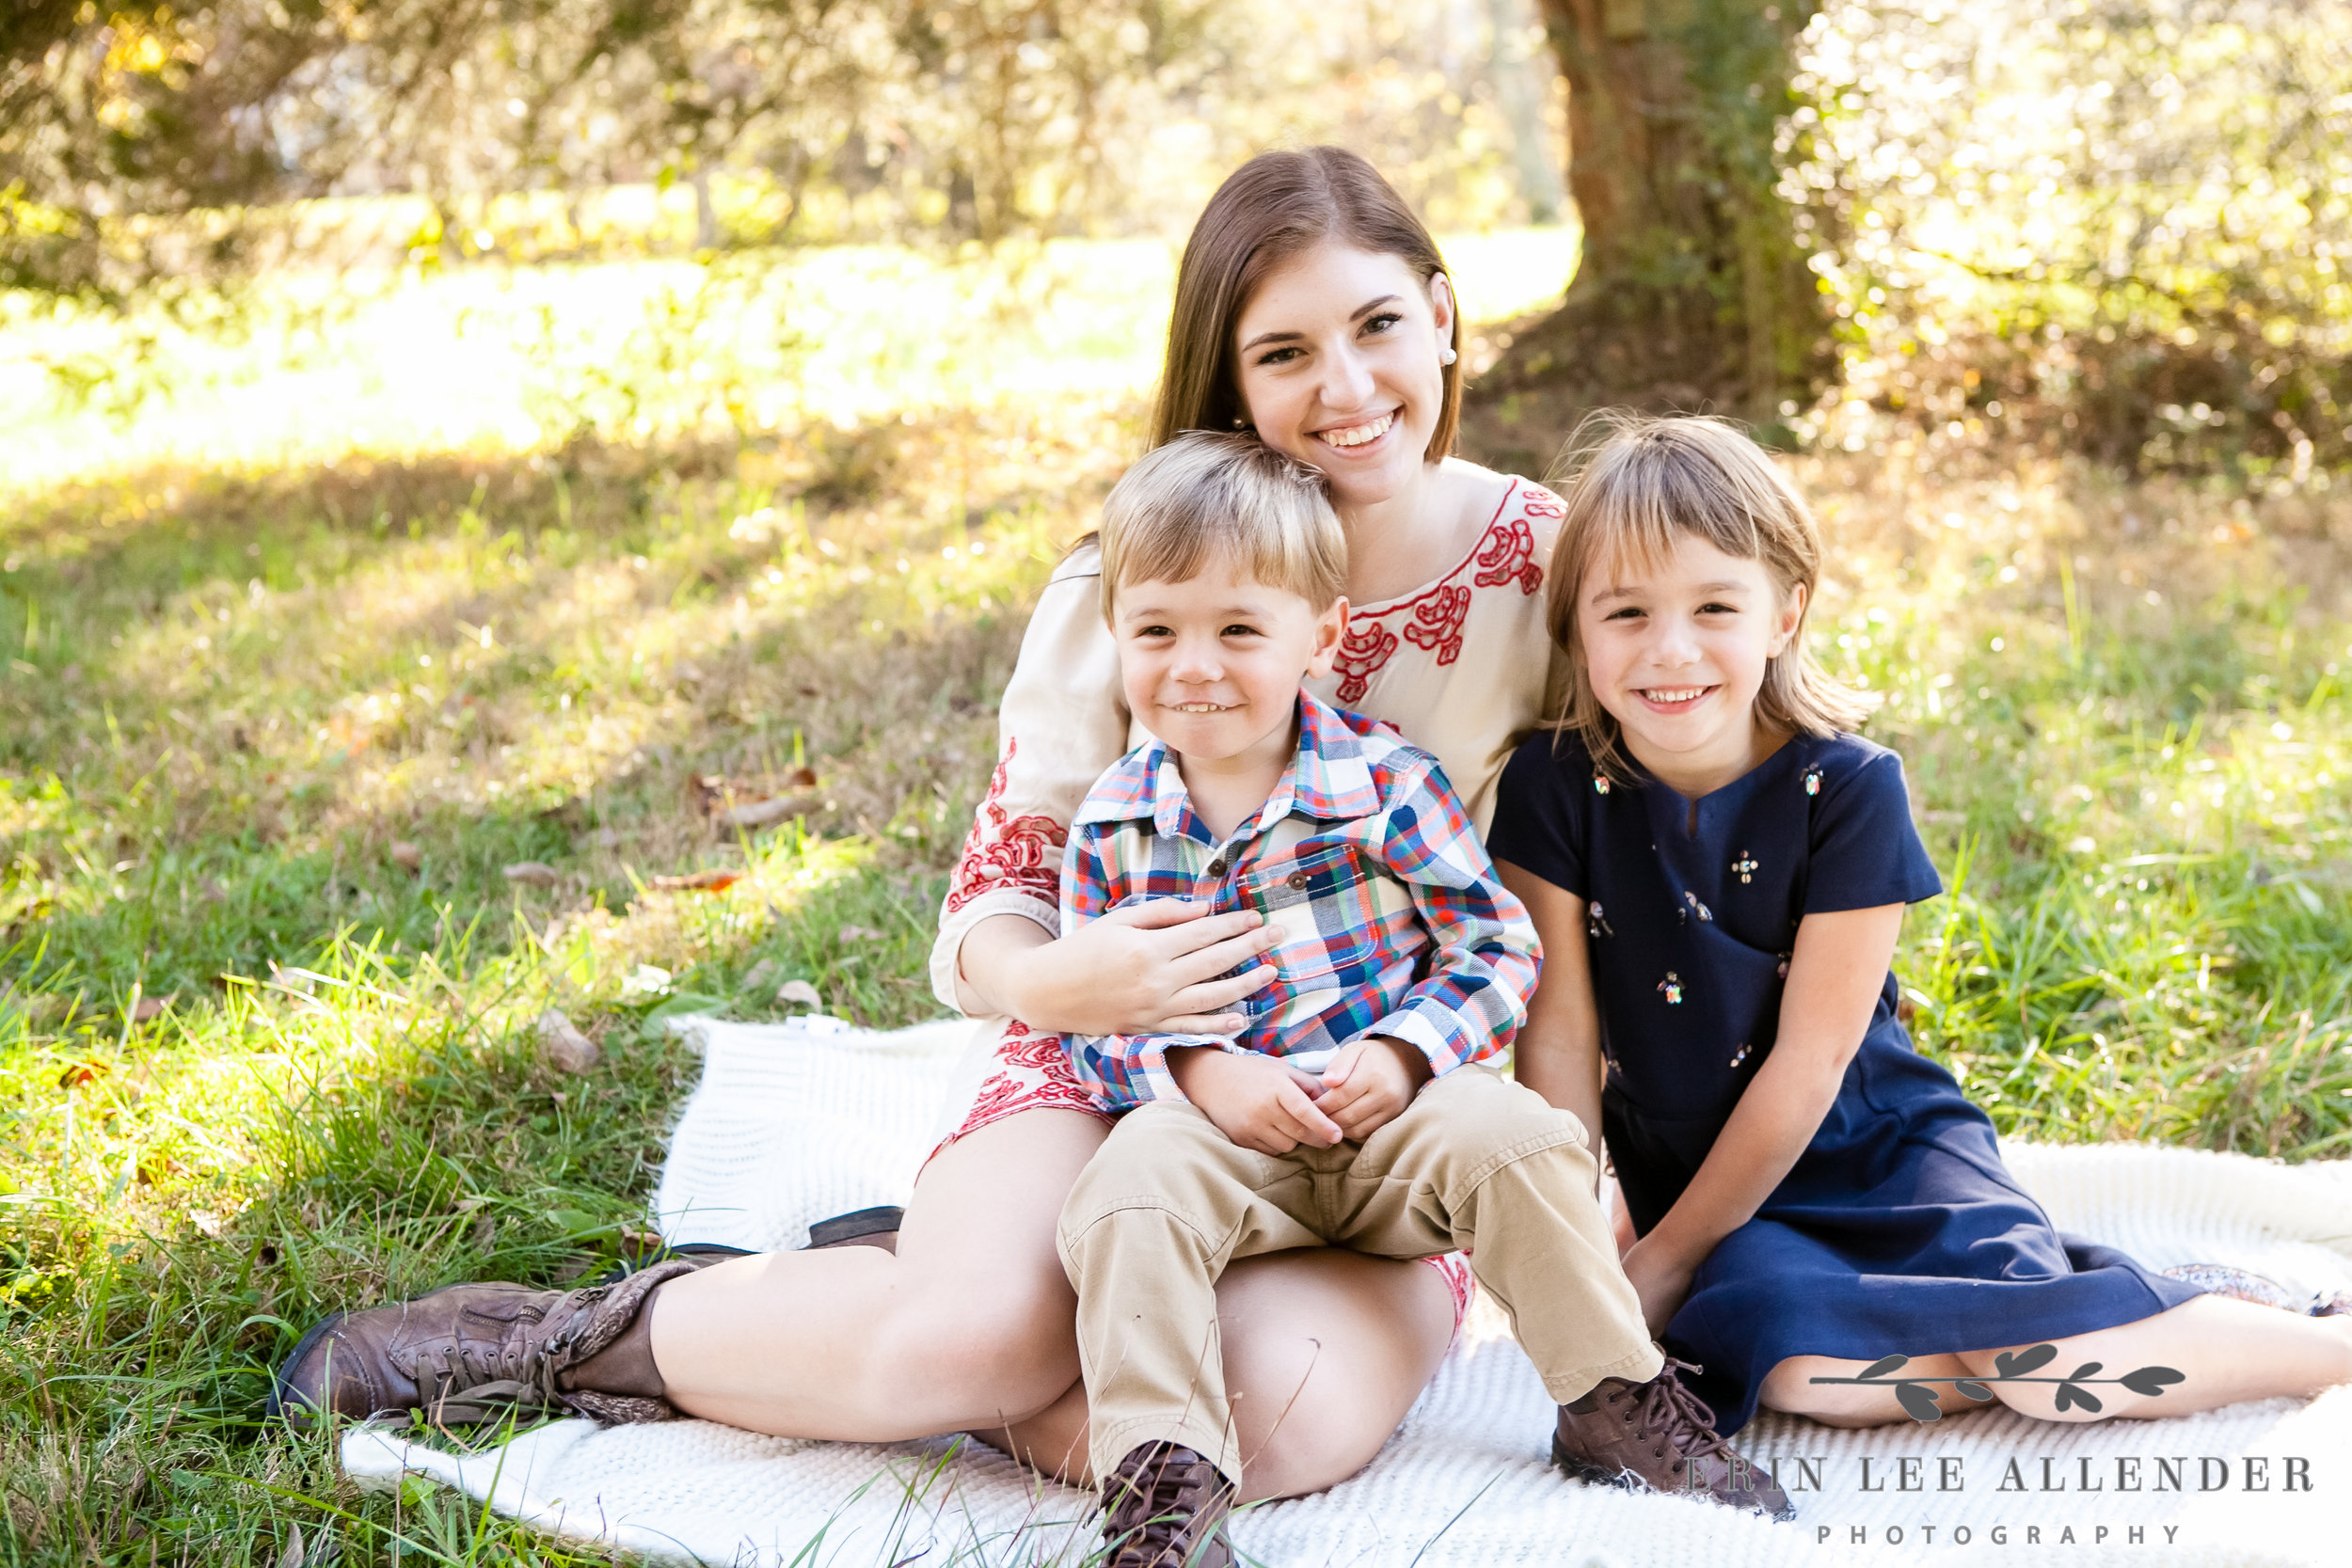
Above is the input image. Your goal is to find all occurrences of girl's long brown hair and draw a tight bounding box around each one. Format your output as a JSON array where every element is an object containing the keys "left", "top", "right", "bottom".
[{"left": 1149, "top": 147, "right": 1462, "bottom": 460}]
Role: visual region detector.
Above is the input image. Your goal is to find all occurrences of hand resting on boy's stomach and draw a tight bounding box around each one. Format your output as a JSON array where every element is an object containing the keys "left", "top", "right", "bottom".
[{"left": 960, "top": 901, "right": 1280, "bottom": 1037}]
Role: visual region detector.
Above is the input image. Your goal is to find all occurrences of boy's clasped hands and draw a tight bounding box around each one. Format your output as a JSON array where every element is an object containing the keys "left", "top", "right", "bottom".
[{"left": 1168, "top": 1032, "right": 1431, "bottom": 1153}]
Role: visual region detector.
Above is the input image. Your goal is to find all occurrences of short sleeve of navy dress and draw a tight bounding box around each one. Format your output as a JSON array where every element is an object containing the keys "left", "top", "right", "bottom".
[{"left": 1487, "top": 729, "right": 2200, "bottom": 1433}]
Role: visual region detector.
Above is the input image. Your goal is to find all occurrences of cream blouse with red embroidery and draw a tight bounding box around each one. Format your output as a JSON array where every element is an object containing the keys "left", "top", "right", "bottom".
[{"left": 928, "top": 473, "right": 1567, "bottom": 1014}]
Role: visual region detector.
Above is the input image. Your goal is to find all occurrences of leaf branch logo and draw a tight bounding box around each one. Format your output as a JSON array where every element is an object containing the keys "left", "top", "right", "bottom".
[{"left": 1808, "top": 1344, "right": 2185, "bottom": 1421}]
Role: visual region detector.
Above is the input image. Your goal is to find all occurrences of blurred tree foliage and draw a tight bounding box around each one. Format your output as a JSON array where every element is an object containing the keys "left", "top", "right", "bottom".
[
  {"left": 9, "top": 0, "right": 2347, "bottom": 480},
  {"left": 1793, "top": 0, "right": 2352, "bottom": 476},
  {"left": 1472, "top": 0, "right": 2352, "bottom": 479},
  {"left": 0, "top": 0, "right": 1559, "bottom": 300}
]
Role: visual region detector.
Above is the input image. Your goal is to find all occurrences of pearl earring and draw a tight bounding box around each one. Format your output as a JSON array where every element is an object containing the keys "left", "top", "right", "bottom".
[{"left": 1439, "top": 346, "right": 1457, "bottom": 366}]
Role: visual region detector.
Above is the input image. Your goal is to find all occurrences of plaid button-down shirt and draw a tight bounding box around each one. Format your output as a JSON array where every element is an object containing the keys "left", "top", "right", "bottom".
[{"left": 1060, "top": 692, "right": 1542, "bottom": 1109}]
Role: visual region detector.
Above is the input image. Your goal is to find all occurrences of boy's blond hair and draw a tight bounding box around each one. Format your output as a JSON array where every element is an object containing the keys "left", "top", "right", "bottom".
[
  {"left": 1098, "top": 431, "right": 1346, "bottom": 620},
  {"left": 1545, "top": 412, "right": 1872, "bottom": 783}
]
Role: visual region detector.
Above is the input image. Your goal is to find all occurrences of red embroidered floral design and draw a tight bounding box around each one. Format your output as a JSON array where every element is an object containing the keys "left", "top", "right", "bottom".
[
  {"left": 946, "top": 737, "right": 1068, "bottom": 914},
  {"left": 1400, "top": 583, "right": 1470, "bottom": 665},
  {"left": 948, "top": 1020, "right": 1104, "bottom": 1146},
  {"left": 1471, "top": 515, "right": 1543, "bottom": 596},
  {"left": 1333, "top": 485, "right": 1555, "bottom": 698},
  {"left": 1333, "top": 621, "right": 1401, "bottom": 705},
  {"left": 1000, "top": 1027, "right": 1076, "bottom": 1075},
  {"left": 962, "top": 1072, "right": 1029, "bottom": 1127}
]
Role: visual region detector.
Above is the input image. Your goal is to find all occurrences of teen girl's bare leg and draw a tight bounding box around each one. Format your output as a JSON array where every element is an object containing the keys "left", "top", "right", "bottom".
[
  {"left": 1762, "top": 1296, "right": 2352, "bottom": 1428},
  {"left": 649, "top": 1107, "right": 1105, "bottom": 1438},
  {"left": 971, "top": 1246, "right": 1460, "bottom": 1501},
  {"left": 647, "top": 1105, "right": 1464, "bottom": 1496}
]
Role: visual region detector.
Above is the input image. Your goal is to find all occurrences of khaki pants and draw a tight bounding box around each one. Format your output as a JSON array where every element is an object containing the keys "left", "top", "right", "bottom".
[{"left": 1057, "top": 1065, "right": 1662, "bottom": 1483}]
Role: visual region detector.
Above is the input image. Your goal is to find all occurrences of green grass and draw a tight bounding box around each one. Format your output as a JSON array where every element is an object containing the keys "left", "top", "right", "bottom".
[
  {"left": 3, "top": 245, "right": 2349, "bottom": 1564},
  {"left": 1796, "top": 456, "right": 2352, "bottom": 1156}
]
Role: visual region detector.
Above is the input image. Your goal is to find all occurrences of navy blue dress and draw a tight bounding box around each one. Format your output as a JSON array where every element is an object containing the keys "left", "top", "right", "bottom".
[{"left": 1486, "top": 730, "right": 2201, "bottom": 1433}]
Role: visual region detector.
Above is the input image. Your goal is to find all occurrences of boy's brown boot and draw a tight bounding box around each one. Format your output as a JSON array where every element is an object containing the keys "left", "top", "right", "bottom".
[
  {"left": 267, "top": 1258, "right": 697, "bottom": 1430},
  {"left": 1552, "top": 1358, "right": 1796, "bottom": 1520},
  {"left": 1099, "top": 1441, "right": 1237, "bottom": 1568}
]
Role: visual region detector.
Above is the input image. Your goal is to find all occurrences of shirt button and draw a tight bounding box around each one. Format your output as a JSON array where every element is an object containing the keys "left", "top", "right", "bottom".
[
  {"left": 1206, "top": 858, "right": 1228, "bottom": 877},
  {"left": 1287, "top": 872, "right": 1312, "bottom": 890}
]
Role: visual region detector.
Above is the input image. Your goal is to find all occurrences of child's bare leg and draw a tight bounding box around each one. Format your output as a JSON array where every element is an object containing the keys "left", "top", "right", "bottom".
[
  {"left": 1764, "top": 1296, "right": 2352, "bottom": 1428},
  {"left": 972, "top": 1247, "right": 1457, "bottom": 1501},
  {"left": 1959, "top": 1295, "right": 2352, "bottom": 1421},
  {"left": 1760, "top": 1354, "right": 1978, "bottom": 1428}
]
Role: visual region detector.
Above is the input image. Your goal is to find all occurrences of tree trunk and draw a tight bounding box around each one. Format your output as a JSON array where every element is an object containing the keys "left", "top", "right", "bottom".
[{"left": 1462, "top": 0, "right": 1830, "bottom": 472}]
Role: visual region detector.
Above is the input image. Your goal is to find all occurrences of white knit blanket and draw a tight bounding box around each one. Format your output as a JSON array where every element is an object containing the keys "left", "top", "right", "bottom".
[{"left": 343, "top": 1017, "right": 2352, "bottom": 1566}]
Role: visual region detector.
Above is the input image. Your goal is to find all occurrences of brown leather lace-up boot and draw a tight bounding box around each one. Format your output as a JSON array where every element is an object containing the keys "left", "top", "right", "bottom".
[
  {"left": 1552, "top": 1357, "right": 1796, "bottom": 1520},
  {"left": 267, "top": 1258, "right": 696, "bottom": 1430},
  {"left": 1099, "top": 1441, "right": 1237, "bottom": 1568}
]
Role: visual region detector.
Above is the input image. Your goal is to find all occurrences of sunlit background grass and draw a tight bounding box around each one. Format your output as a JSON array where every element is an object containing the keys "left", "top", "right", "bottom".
[{"left": 2, "top": 229, "right": 2349, "bottom": 1563}]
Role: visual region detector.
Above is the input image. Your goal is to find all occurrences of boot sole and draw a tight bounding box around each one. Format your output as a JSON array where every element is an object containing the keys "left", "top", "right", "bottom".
[
  {"left": 805, "top": 1206, "right": 903, "bottom": 1248},
  {"left": 1555, "top": 1437, "right": 1797, "bottom": 1522},
  {"left": 1550, "top": 1436, "right": 1639, "bottom": 1491},
  {"left": 593, "top": 1241, "right": 755, "bottom": 1288},
  {"left": 266, "top": 1309, "right": 351, "bottom": 1425}
]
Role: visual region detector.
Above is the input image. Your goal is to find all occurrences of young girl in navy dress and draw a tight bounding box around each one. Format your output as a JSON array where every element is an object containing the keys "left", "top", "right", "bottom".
[{"left": 1486, "top": 414, "right": 2352, "bottom": 1434}]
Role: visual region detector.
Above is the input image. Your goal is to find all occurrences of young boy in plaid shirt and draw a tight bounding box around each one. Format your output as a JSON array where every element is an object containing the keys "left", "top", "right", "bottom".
[{"left": 1056, "top": 434, "right": 1787, "bottom": 1568}]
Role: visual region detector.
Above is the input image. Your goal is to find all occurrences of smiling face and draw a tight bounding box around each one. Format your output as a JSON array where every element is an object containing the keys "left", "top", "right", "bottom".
[
  {"left": 1230, "top": 243, "right": 1454, "bottom": 514},
  {"left": 1574, "top": 531, "right": 1805, "bottom": 795},
  {"left": 1114, "top": 556, "right": 1348, "bottom": 773}
]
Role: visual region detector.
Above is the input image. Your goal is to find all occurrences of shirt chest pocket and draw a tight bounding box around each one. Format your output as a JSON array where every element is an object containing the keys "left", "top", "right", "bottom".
[{"left": 1237, "top": 843, "right": 1389, "bottom": 981}]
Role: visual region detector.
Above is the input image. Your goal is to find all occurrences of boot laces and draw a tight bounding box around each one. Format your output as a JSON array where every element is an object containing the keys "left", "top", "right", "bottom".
[
  {"left": 1614, "top": 1357, "right": 1740, "bottom": 1473},
  {"left": 422, "top": 1288, "right": 610, "bottom": 1417},
  {"left": 1106, "top": 1446, "right": 1228, "bottom": 1563}
]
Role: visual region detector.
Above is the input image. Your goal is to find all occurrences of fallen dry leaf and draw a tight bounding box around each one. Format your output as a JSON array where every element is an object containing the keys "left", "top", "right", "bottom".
[
  {"left": 777, "top": 979, "right": 821, "bottom": 1007},
  {"left": 58, "top": 1059, "right": 108, "bottom": 1089},
  {"left": 652, "top": 868, "right": 743, "bottom": 893},
  {"left": 696, "top": 765, "right": 820, "bottom": 823},
  {"left": 389, "top": 840, "right": 422, "bottom": 872},
  {"left": 837, "top": 924, "right": 883, "bottom": 942},
  {"left": 536, "top": 1007, "right": 599, "bottom": 1073},
  {"left": 503, "top": 862, "right": 561, "bottom": 888},
  {"left": 131, "top": 993, "right": 175, "bottom": 1022},
  {"left": 742, "top": 958, "right": 778, "bottom": 991},
  {"left": 719, "top": 793, "right": 816, "bottom": 831}
]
